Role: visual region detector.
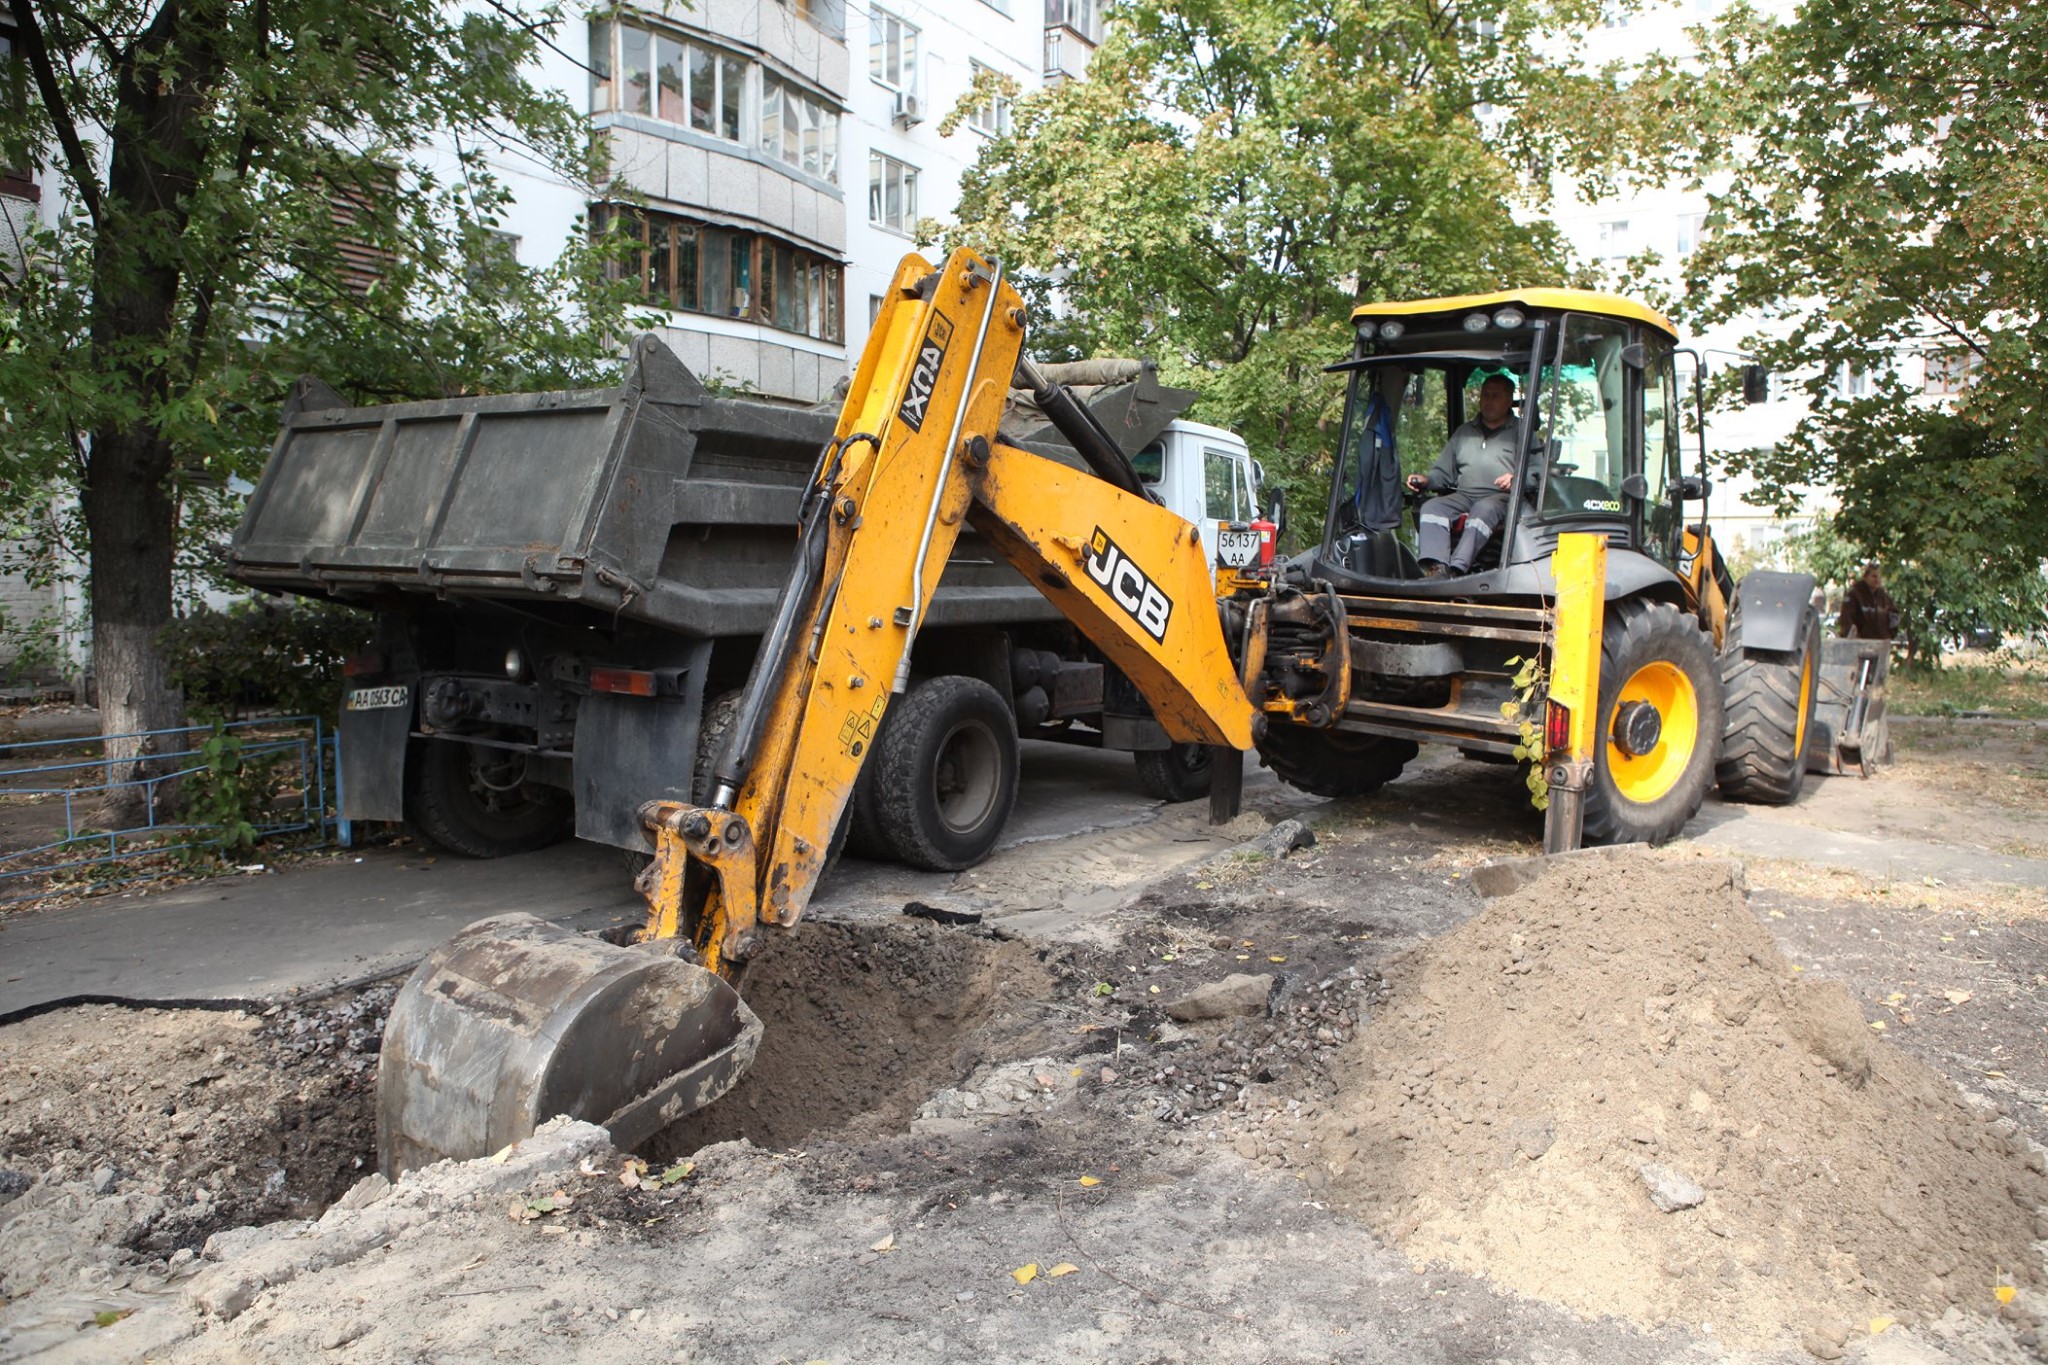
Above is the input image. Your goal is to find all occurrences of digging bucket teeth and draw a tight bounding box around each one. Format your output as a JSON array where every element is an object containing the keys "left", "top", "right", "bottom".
[{"left": 376, "top": 914, "right": 760, "bottom": 1177}]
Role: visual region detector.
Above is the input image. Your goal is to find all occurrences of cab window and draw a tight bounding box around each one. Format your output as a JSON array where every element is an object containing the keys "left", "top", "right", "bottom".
[
  {"left": 1204, "top": 446, "right": 1249, "bottom": 522},
  {"left": 1131, "top": 440, "right": 1165, "bottom": 484},
  {"left": 1540, "top": 313, "right": 1632, "bottom": 518}
]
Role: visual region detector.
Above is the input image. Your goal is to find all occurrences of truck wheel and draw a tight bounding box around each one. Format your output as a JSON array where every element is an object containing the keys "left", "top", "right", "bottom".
[
  {"left": 1716, "top": 601, "right": 1821, "bottom": 805},
  {"left": 1581, "top": 600, "right": 1723, "bottom": 846},
  {"left": 404, "top": 739, "right": 572, "bottom": 858},
  {"left": 1256, "top": 723, "right": 1416, "bottom": 798},
  {"left": 872, "top": 676, "right": 1019, "bottom": 871},
  {"left": 1133, "top": 742, "right": 1212, "bottom": 803}
]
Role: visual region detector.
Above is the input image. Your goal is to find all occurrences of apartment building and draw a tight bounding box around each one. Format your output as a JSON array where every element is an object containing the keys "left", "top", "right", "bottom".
[{"left": 525, "top": 0, "right": 1080, "bottom": 404}]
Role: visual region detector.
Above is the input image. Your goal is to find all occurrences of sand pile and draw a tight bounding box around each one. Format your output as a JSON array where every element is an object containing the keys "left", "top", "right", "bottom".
[{"left": 1313, "top": 851, "right": 2048, "bottom": 1348}]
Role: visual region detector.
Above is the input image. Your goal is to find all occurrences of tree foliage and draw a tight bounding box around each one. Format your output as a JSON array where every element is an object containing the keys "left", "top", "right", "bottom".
[
  {"left": 0, "top": 0, "right": 642, "bottom": 765},
  {"left": 949, "top": 0, "right": 1614, "bottom": 520},
  {"left": 1592, "top": 0, "right": 2048, "bottom": 633}
]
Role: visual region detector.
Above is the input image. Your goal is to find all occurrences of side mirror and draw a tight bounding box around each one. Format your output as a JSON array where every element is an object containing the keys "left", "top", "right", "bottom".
[
  {"left": 1266, "top": 488, "right": 1287, "bottom": 542},
  {"left": 1620, "top": 473, "right": 1649, "bottom": 500},
  {"left": 1676, "top": 474, "right": 1710, "bottom": 500}
]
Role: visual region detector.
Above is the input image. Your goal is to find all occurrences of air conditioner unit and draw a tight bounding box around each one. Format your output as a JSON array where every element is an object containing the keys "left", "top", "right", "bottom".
[{"left": 893, "top": 91, "right": 923, "bottom": 128}]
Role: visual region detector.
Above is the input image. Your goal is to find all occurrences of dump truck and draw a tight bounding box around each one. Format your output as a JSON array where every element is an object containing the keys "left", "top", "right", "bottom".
[
  {"left": 227, "top": 345, "right": 1265, "bottom": 868},
  {"left": 372, "top": 251, "right": 1853, "bottom": 1174}
]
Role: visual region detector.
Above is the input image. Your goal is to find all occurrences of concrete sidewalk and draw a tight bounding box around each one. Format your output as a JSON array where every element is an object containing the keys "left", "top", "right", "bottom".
[{"left": 0, "top": 840, "right": 643, "bottom": 1020}]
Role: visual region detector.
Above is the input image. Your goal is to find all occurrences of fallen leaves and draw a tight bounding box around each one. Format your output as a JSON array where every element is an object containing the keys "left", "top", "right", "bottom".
[
  {"left": 617, "top": 1157, "right": 694, "bottom": 1190},
  {"left": 870, "top": 1233, "right": 895, "bottom": 1253},
  {"left": 1048, "top": 1263, "right": 1079, "bottom": 1278},
  {"left": 1077, "top": 1175, "right": 1101, "bottom": 1187},
  {"left": 1944, "top": 989, "right": 1973, "bottom": 1005},
  {"left": 508, "top": 1189, "right": 575, "bottom": 1222},
  {"left": 1012, "top": 1263, "right": 1038, "bottom": 1284}
]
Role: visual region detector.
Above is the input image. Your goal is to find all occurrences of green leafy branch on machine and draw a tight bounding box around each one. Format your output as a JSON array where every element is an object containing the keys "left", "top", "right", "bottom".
[{"left": 374, "top": 250, "right": 1877, "bottom": 1176}]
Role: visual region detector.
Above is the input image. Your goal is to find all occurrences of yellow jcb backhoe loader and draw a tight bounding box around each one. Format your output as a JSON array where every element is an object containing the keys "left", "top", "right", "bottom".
[{"left": 373, "top": 252, "right": 1643, "bottom": 1174}]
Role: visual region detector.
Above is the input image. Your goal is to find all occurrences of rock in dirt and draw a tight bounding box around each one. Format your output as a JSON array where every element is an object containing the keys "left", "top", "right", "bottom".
[
  {"left": 1166, "top": 973, "right": 1274, "bottom": 1022},
  {"left": 1312, "top": 848, "right": 2048, "bottom": 1350},
  {"left": 1637, "top": 1162, "right": 1705, "bottom": 1212}
]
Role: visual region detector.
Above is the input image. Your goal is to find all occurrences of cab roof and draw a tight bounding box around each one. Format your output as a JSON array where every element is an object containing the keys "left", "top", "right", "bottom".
[{"left": 1350, "top": 287, "right": 1679, "bottom": 341}]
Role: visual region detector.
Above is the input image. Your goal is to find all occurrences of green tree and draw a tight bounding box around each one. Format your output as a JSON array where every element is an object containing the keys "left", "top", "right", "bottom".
[
  {"left": 1592, "top": 0, "right": 2048, "bottom": 644},
  {"left": 1, "top": 0, "right": 640, "bottom": 810},
  {"left": 947, "top": 0, "right": 1611, "bottom": 522}
]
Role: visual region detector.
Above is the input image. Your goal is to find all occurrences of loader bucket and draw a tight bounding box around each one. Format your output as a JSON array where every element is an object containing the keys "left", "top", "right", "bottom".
[
  {"left": 376, "top": 913, "right": 760, "bottom": 1176},
  {"left": 1806, "top": 638, "right": 1891, "bottom": 777}
]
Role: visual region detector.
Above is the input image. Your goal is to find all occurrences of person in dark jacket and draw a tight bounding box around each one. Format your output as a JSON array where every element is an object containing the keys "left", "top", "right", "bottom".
[{"left": 1837, "top": 562, "right": 1899, "bottom": 640}]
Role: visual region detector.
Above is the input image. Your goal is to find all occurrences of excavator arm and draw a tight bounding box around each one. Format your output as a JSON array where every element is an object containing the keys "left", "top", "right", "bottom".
[{"left": 377, "top": 249, "right": 1264, "bottom": 1173}]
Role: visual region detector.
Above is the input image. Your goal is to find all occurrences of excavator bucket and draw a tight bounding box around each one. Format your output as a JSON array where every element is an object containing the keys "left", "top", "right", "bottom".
[
  {"left": 1806, "top": 638, "right": 1891, "bottom": 777},
  {"left": 376, "top": 914, "right": 759, "bottom": 1176}
]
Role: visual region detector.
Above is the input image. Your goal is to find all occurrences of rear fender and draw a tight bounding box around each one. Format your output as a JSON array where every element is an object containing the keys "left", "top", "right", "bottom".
[{"left": 1734, "top": 571, "right": 1819, "bottom": 654}]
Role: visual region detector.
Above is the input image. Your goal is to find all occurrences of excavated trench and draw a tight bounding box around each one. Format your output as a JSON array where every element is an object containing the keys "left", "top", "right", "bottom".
[{"left": 0, "top": 918, "right": 1035, "bottom": 1266}]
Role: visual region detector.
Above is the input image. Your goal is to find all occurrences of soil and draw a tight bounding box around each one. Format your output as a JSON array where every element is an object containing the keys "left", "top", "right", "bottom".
[{"left": 4, "top": 739, "right": 2048, "bottom": 1363}]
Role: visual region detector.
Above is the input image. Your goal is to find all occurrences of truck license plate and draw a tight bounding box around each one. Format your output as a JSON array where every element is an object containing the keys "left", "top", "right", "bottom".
[
  {"left": 346, "top": 684, "right": 409, "bottom": 711},
  {"left": 1216, "top": 527, "right": 1261, "bottom": 568}
]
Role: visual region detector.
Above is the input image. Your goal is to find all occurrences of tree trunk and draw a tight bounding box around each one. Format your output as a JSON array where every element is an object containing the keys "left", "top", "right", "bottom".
[{"left": 83, "top": 424, "right": 185, "bottom": 827}]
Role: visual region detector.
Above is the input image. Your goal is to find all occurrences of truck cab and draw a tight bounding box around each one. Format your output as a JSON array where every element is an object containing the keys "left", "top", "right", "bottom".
[{"left": 1131, "top": 419, "right": 1266, "bottom": 563}]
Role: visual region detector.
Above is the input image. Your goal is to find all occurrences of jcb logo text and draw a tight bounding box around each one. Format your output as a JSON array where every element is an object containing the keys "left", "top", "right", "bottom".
[
  {"left": 1085, "top": 528, "right": 1173, "bottom": 643},
  {"left": 896, "top": 310, "right": 955, "bottom": 433}
]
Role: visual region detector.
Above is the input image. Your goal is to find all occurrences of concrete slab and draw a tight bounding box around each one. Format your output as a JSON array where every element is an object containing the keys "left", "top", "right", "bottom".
[{"left": 0, "top": 840, "right": 643, "bottom": 1020}]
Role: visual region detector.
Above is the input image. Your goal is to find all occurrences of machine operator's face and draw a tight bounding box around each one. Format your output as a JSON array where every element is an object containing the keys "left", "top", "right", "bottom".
[{"left": 1477, "top": 377, "right": 1515, "bottom": 429}]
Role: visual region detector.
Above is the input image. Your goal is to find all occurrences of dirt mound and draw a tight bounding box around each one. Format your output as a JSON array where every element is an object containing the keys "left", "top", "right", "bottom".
[
  {"left": 1314, "top": 850, "right": 2048, "bottom": 1347},
  {"left": 648, "top": 918, "right": 1046, "bottom": 1157}
]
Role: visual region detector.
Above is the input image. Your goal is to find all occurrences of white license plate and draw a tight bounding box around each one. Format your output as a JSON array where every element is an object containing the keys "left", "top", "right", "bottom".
[
  {"left": 346, "top": 684, "right": 410, "bottom": 712},
  {"left": 1216, "top": 527, "right": 1262, "bottom": 568}
]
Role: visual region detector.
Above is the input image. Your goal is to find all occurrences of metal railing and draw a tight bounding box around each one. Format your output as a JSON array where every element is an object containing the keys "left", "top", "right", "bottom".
[{"left": 0, "top": 715, "right": 345, "bottom": 905}]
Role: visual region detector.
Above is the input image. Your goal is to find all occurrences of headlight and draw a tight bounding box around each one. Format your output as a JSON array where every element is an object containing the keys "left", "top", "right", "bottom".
[
  {"left": 1463, "top": 312, "right": 1490, "bottom": 333},
  {"left": 504, "top": 649, "right": 525, "bottom": 680},
  {"left": 1492, "top": 307, "right": 1526, "bottom": 329},
  {"left": 1355, "top": 319, "right": 1379, "bottom": 341},
  {"left": 1379, "top": 320, "right": 1406, "bottom": 339}
]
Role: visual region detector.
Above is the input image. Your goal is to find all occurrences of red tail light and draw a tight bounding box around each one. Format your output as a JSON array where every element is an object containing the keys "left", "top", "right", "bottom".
[{"left": 1545, "top": 699, "right": 1571, "bottom": 754}]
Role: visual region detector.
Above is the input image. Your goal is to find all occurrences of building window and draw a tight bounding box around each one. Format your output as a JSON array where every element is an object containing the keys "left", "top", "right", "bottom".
[
  {"left": 1597, "top": 219, "right": 1630, "bottom": 258},
  {"left": 1046, "top": 0, "right": 1103, "bottom": 42},
  {"left": 591, "top": 18, "right": 839, "bottom": 181},
  {"left": 870, "top": 8, "right": 918, "bottom": 92},
  {"left": 967, "top": 61, "right": 1013, "bottom": 137},
  {"left": 869, "top": 153, "right": 918, "bottom": 234},
  {"left": 1676, "top": 213, "right": 1707, "bottom": 257},
  {"left": 1923, "top": 350, "right": 1979, "bottom": 396},
  {"left": 782, "top": 0, "right": 845, "bottom": 39},
  {"left": 597, "top": 205, "right": 843, "bottom": 343},
  {"left": 1833, "top": 362, "right": 1869, "bottom": 398},
  {"left": 761, "top": 73, "right": 839, "bottom": 182},
  {"left": 1601, "top": 5, "right": 1629, "bottom": 26},
  {"left": 0, "top": 27, "right": 36, "bottom": 202}
]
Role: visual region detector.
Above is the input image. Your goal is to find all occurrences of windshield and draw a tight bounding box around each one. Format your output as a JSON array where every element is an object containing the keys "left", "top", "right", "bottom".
[
  {"left": 1321, "top": 356, "right": 1532, "bottom": 554},
  {"left": 1536, "top": 314, "right": 1632, "bottom": 519}
]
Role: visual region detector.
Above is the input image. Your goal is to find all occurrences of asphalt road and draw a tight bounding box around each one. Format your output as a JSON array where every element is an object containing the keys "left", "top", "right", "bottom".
[{"left": 0, "top": 741, "right": 1218, "bottom": 1019}]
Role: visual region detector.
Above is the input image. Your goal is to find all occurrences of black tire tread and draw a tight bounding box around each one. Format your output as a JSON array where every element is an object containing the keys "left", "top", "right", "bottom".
[
  {"left": 1133, "top": 743, "right": 1212, "bottom": 803},
  {"left": 1716, "top": 604, "right": 1819, "bottom": 805},
  {"left": 1257, "top": 724, "right": 1417, "bottom": 799},
  {"left": 403, "top": 739, "right": 572, "bottom": 859},
  {"left": 872, "top": 675, "right": 1019, "bottom": 871},
  {"left": 1580, "top": 599, "right": 1723, "bottom": 847}
]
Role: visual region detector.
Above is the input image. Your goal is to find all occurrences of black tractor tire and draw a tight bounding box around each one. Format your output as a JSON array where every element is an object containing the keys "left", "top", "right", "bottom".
[
  {"left": 871, "top": 675, "right": 1020, "bottom": 871},
  {"left": 1716, "top": 601, "right": 1821, "bottom": 805},
  {"left": 404, "top": 738, "right": 573, "bottom": 859},
  {"left": 1581, "top": 599, "right": 1724, "bottom": 847},
  {"left": 842, "top": 703, "right": 899, "bottom": 860},
  {"left": 1256, "top": 723, "right": 1417, "bottom": 799},
  {"left": 1133, "top": 742, "right": 1213, "bottom": 803}
]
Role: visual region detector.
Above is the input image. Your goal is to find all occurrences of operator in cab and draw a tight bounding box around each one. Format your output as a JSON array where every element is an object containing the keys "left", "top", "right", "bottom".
[{"left": 1406, "top": 373, "right": 1519, "bottom": 578}]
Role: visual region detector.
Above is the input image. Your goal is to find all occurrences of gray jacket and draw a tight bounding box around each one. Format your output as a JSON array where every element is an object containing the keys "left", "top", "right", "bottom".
[{"left": 1424, "top": 420, "right": 1518, "bottom": 497}]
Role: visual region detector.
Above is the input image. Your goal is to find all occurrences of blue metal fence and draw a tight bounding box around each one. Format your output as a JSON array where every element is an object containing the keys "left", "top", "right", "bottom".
[{"left": 0, "top": 716, "right": 346, "bottom": 905}]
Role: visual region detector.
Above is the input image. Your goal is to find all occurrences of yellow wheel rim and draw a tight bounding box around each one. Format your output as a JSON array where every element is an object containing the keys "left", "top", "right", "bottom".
[
  {"left": 1794, "top": 644, "right": 1815, "bottom": 757},
  {"left": 1606, "top": 660, "right": 1700, "bottom": 804}
]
